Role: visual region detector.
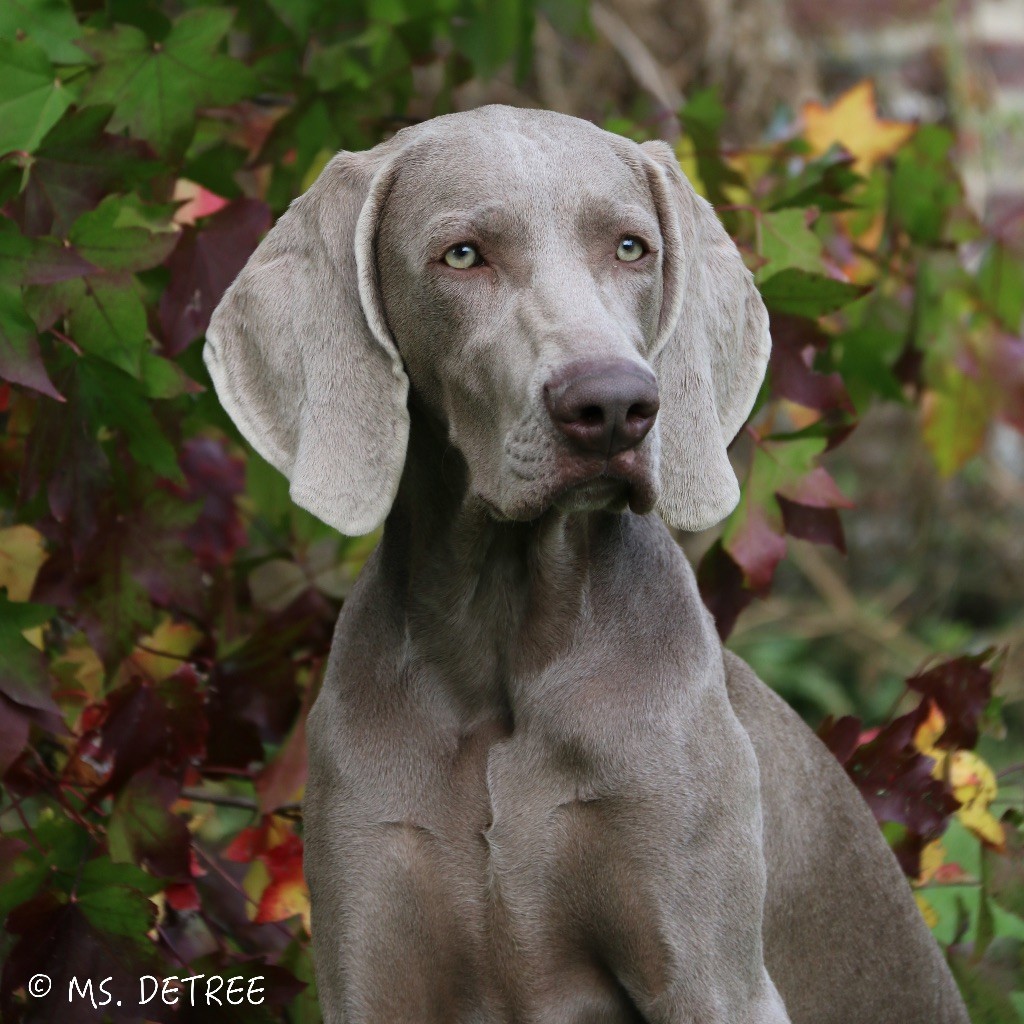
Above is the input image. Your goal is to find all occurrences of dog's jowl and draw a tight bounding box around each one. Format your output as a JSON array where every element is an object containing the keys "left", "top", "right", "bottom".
[{"left": 206, "top": 106, "right": 970, "bottom": 1024}]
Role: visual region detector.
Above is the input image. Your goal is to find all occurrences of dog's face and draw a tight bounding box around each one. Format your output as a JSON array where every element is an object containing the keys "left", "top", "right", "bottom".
[
  {"left": 376, "top": 122, "right": 665, "bottom": 520},
  {"left": 205, "top": 106, "right": 771, "bottom": 537}
]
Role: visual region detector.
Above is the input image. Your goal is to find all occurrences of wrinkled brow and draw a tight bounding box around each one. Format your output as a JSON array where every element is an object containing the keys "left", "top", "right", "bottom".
[
  {"left": 577, "top": 200, "right": 661, "bottom": 243},
  {"left": 421, "top": 203, "right": 525, "bottom": 255}
]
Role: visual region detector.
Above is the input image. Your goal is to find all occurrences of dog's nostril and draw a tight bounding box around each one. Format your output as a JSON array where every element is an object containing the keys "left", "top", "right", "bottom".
[
  {"left": 544, "top": 357, "right": 659, "bottom": 456},
  {"left": 626, "top": 401, "right": 657, "bottom": 423}
]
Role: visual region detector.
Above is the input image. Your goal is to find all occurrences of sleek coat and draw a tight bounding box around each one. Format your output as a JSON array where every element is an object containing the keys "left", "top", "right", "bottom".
[{"left": 206, "top": 105, "right": 969, "bottom": 1024}]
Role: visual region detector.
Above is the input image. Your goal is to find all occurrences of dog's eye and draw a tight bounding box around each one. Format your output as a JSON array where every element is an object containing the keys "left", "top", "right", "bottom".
[
  {"left": 616, "top": 236, "right": 646, "bottom": 262},
  {"left": 443, "top": 243, "right": 482, "bottom": 269}
]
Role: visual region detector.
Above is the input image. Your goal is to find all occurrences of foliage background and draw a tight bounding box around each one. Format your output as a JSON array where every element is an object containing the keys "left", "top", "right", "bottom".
[{"left": 0, "top": 0, "right": 1022, "bottom": 1021}]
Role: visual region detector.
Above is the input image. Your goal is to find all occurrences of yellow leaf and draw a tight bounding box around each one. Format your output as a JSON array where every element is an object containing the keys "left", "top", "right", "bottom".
[
  {"left": 947, "top": 749, "right": 1006, "bottom": 849},
  {"left": 52, "top": 640, "right": 105, "bottom": 702},
  {"left": 673, "top": 138, "right": 706, "bottom": 199},
  {"left": 917, "top": 839, "right": 946, "bottom": 885},
  {"left": 913, "top": 700, "right": 946, "bottom": 758},
  {"left": 123, "top": 618, "right": 202, "bottom": 682},
  {"left": 802, "top": 81, "right": 915, "bottom": 175},
  {"left": 0, "top": 525, "right": 48, "bottom": 602},
  {"left": 958, "top": 804, "right": 1006, "bottom": 848},
  {"left": 241, "top": 859, "right": 271, "bottom": 921},
  {"left": 914, "top": 893, "right": 939, "bottom": 929}
]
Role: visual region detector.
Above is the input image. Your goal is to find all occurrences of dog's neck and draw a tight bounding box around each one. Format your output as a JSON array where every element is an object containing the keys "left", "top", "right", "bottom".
[{"left": 379, "top": 402, "right": 633, "bottom": 717}]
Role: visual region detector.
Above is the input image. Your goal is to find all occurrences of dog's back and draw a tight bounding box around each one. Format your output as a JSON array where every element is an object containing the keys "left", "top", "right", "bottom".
[{"left": 726, "top": 653, "right": 968, "bottom": 1023}]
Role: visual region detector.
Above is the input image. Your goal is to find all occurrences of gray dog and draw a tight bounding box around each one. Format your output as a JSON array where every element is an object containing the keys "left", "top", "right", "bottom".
[{"left": 205, "top": 106, "right": 969, "bottom": 1023}]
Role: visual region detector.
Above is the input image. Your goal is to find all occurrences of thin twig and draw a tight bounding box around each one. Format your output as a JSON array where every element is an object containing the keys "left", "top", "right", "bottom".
[{"left": 181, "top": 787, "right": 301, "bottom": 817}]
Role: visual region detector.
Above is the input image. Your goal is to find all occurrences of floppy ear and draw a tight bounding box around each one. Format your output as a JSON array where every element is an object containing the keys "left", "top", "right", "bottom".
[
  {"left": 641, "top": 140, "right": 771, "bottom": 533},
  {"left": 204, "top": 142, "right": 409, "bottom": 536}
]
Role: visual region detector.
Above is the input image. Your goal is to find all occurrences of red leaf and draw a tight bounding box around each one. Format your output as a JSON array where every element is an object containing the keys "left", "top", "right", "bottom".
[
  {"left": 224, "top": 824, "right": 268, "bottom": 863},
  {"left": 820, "top": 705, "right": 959, "bottom": 875},
  {"left": 769, "top": 313, "right": 854, "bottom": 412},
  {"left": 162, "top": 436, "right": 246, "bottom": 570},
  {"left": 254, "top": 834, "right": 308, "bottom": 928},
  {"left": 254, "top": 672, "right": 317, "bottom": 814},
  {"left": 776, "top": 496, "right": 847, "bottom": 552},
  {"left": 776, "top": 466, "right": 853, "bottom": 509},
  {"left": 159, "top": 199, "right": 271, "bottom": 355},
  {"left": 697, "top": 541, "right": 755, "bottom": 640},
  {"left": 0, "top": 290, "right": 64, "bottom": 400},
  {"left": 725, "top": 503, "right": 787, "bottom": 591},
  {"left": 907, "top": 653, "right": 994, "bottom": 751},
  {"left": 165, "top": 881, "right": 200, "bottom": 912},
  {"left": 7, "top": 107, "right": 157, "bottom": 238}
]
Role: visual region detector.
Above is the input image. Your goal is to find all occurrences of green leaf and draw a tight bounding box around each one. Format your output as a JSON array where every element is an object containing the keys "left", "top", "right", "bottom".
[
  {"left": 68, "top": 194, "right": 179, "bottom": 273},
  {"left": 922, "top": 365, "right": 993, "bottom": 476},
  {"left": 0, "top": 216, "right": 95, "bottom": 285},
  {"left": 833, "top": 325, "right": 905, "bottom": 412},
  {"left": 78, "top": 857, "right": 164, "bottom": 897},
  {"left": 769, "top": 151, "right": 861, "bottom": 213},
  {"left": 978, "top": 243, "right": 1024, "bottom": 334},
  {"left": 0, "top": 0, "right": 84, "bottom": 64},
  {"left": 453, "top": 0, "right": 530, "bottom": 79},
  {"left": 949, "top": 945, "right": 1024, "bottom": 1024},
  {"left": 890, "top": 126, "right": 960, "bottom": 245},
  {"left": 759, "top": 268, "right": 867, "bottom": 317},
  {"left": 756, "top": 209, "right": 823, "bottom": 283},
  {"left": 51, "top": 273, "right": 149, "bottom": 377},
  {"left": 77, "top": 883, "right": 157, "bottom": 939},
  {"left": 0, "top": 841, "right": 48, "bottom": 918},
  {"left": 7, "top": 104, "right": 159, "bottom": 236},
  {"left": 680, "top": 89, "right": 744, "bottom": 206},
  {"left": 78, "top": 360, "right": 181, "bottom": 478},
  {"left": 108, "top": 771, "right": 190, "bottom": 877},
  {"left": 80, "top": 8, "right": 256, "bottom": 156},
  {"left": 986, "top": 824, "right": 1024, "bottom": 921},
  {"left": 0, "top": 36, "right": 74, "bottom": 154}
]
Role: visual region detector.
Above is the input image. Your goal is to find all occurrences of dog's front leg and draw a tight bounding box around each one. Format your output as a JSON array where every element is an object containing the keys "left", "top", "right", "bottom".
[{"left": 482, "top": 679, "right": 792, "bottom": 1024}]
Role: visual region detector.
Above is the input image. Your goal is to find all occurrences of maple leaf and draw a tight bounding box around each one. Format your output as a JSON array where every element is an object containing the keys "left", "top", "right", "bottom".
[
  {"left": 768, "top": 314, "right": 855, "bottom": 414},
  {"left": 159, "top": 198, "right": 270, "bottom": 355},
  {"left": 821, "top": 705, "right": 959, "bottom": 875},
  {"left": 802, "top": 80, "right": 916, "bottom": 175},
  {"left": 79, "top": 9, "right": 256, "bottom": 157},
  {"left": 161, "top": 435, "right": 247, "bottom": 570},
  {"left": 0, "top": 524, "right": 48, "bottom": 602},
  {"left": 0, "top": 0, "right": 85, "bottom": 65},
  {"left": 254, "top": 833, "right": 310, "bottom": 934},
  {"left": 697, "top": 540, "right": 756, "bottom": 640},
  {"left": 5, "top": 106, "right": 157, "bottom": 237},
  {"left": 907, "top": 653, "right": 994, "bottom": 750},
  {"left": 107, "top": 766, "right": 191, "bottom": 878},
  {"left": 0, "top": 37, "right": 74, "bottom": 156},
  {"left": 0, "top": 282, "right": 63, "bottom": 400}
]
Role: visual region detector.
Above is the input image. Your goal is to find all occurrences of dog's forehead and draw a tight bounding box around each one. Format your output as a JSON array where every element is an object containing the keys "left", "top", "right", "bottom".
[{"left": 389, "top": 108, "right": 650, "bottom": 219}]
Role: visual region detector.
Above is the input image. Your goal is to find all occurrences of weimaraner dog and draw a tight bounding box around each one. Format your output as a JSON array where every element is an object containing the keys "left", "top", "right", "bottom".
[{"left": 206, "top": 106, "right": 969, "bottom": 1023}]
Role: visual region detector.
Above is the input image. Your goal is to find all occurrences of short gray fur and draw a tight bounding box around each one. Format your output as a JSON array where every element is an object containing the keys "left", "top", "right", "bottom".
[{"left": 205, "top": 105, "right": 969, "bottom": 1024}]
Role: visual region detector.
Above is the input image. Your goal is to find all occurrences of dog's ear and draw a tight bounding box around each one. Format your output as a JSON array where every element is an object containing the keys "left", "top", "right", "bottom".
[
  {"left": 641, "top": 140, "right": 771, "bottom": 533},
  {"left": 204, "top": 143, "right": 409, "bottom": 536}
]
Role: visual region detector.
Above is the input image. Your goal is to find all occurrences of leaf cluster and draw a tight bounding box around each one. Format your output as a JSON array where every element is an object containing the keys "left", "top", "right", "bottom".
[{"left": 0, "top": 1, "right": 1021, "bottom": 1021}]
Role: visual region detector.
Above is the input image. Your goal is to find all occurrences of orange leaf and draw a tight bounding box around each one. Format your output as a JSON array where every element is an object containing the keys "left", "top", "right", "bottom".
[
  {"left": 803, "top": 81, "right": 915, "bottom": 174},
  {"left": 254, "top": 834, "right": 310, "bottom": 933}
]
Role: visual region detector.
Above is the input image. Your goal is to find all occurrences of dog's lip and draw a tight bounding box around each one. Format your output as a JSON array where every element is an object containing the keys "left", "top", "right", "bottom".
[{"left": 548, "top": 450, "right": 657, "bottom": 513}]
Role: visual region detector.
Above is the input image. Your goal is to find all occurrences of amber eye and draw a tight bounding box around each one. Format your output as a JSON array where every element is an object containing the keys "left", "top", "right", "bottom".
[
  {"left": 443, "top": 243, "right": 482, "bottom": 269},
  {"left": 616, "top": 236, "right": 646, "bottom": 262}
]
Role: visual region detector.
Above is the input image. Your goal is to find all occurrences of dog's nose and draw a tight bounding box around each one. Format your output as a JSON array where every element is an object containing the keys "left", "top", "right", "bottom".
[{"left": 544, "top": 358, "right": 659, "bottom": 456}]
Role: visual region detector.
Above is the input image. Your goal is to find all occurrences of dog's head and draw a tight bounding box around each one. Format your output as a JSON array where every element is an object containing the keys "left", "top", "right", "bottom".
[{"left": 205, "top": 105, "right": 770, "bottom": 534}]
